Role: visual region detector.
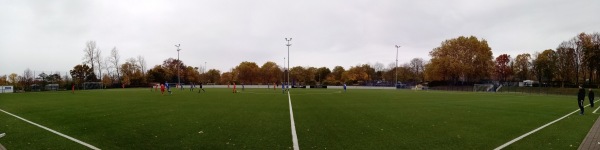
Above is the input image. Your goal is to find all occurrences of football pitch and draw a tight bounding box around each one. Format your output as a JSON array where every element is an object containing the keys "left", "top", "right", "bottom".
[{"left": 0, "top": 88, "right": 598, "bottom": 149}]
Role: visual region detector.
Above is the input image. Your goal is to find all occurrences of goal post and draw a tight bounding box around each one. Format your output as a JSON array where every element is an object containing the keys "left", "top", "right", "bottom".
[{"left": 473, "top": 84, "right": 494, "bottom": 92}]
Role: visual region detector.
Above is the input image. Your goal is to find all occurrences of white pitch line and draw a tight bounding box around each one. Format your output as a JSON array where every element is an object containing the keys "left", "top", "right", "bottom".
[
  {"left": 287, "top": 91, "right": 300, "bottom": 150},
  {"left": 594, "top": 104, "right": 600, "bottom": 114},
  {"left": 494, "top": 100, "right": 599, "bottom": 150},
  {"left": 0, "top": 108, "right": 101, "bottom": 150}
]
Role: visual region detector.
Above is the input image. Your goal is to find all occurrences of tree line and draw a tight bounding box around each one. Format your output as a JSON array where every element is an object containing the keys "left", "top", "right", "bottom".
[
  {"left": 426, "top": 32, "right": 600, "bottom": 88},
  {"left": 1, "top": 32, "right": 598, "bottom": 91}
]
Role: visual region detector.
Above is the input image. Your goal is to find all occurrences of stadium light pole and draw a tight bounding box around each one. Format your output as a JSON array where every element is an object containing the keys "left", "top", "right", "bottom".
[
  {"left": 175, "top": 44, "right": 181, "bottom": 90},
  {"left": 283, "top": 57, "right": 286, "bottom": 86},
  {"left": 395, "top": 45, "right": 401, "bottom": 88},
  {"left": 285, "top": 38, "right": 292, "bottom": 90}
]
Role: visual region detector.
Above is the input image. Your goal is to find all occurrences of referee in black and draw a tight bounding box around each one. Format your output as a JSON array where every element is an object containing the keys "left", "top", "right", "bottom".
[
  {"left": 589, "top": 88, "right": 595, "bottom": 108},
  {"left": 578, "top": 86, "right": 586, "bottom": 115}
]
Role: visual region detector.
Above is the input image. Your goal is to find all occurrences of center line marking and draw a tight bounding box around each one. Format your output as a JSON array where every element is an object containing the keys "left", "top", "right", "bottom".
[
  {"left": 288, "top": 91, "right": 300, "bottom": 150},
  {"left": 0, "top": 108, "right": 101, "bottom": 150},
  {"left": 494, "top": 100, "right": 599, "bottom": 150}
]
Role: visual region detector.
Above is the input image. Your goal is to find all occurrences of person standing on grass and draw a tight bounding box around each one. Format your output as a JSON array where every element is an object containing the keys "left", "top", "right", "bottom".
[
  {"left": 233, "top": 82, "right": 237, "bottom": 93},
  {"left": 166, "top": 81, "right": 172, "bottom": 94},
  {"left": 198, "top": 82, "right": 206, "bottom": 93},
  {"left": 343, "top": 83, "right": 347, "bottom": 92},
  {"left": 590, "top": 88, "right": 595, "bottom": 108},
  {"left": 190, "top": 82, "right": 194, "bottom": 91},
  {"left": 160, "top": 84, "right": 165, "bottom": 95},
  {"left": 578, "top": 86, "right": 586, "bottom": 115}
]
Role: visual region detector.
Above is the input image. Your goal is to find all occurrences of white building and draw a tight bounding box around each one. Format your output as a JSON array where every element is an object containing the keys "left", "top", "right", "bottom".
[{"left": 0, "top": 86, "right": 14, "bottom": 93}]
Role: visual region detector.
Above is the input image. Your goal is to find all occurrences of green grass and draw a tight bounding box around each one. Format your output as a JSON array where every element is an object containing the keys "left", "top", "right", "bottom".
[{"left": 0, "top": 88, "right": 597, "bottom": 149}]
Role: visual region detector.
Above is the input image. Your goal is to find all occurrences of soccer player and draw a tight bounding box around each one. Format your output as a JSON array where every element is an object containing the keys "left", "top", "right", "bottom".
[
  {"left": 233, "top": 82, "right": 237, "bottom": 93},
  {"left": 198, "top": 82, "right": 206, "bottom": 93},
  {"left": 578, "top": 86, "right": 586, "bottom": 115},
  {"left": 71, "top": 83, "right": 75, "bottom": 94},
  {"left": 282, "top": 82, "right": 285, "bottom": 94},
  {"left": 160, "top": 84, "right": 165, "bottom": 95},
  {"left": 190, "top": 82, "right": 194, "bottom": 91},
  {"left": 343, "top": 83, "right": 347, "bottom": 92},
  {"left": 242, "top": 83, "right": 245, "bottom": 91},
  {"left": 166, "top": 81, "right": 172, "bottom": 94},
  {"left": 590, "top": 88, "right": 595, "bottom": 108}
]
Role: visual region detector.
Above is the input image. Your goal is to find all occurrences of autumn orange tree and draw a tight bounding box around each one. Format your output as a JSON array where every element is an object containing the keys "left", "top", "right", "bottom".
[
  {"left": 234, "top": 61, "right": 260, "bottom": 84},
  {"left": 427, "top": 36, "right": 493, "bottom": 83},
  {"left": 513, "top": 53, "right": 532, "bottom": 81},
  {"left": 532, "top": 49, "right": 557, "bottom": 84},
  {"left": 290, "top": 66, "right": 306, "bottom": 85},
  {"left": 342, "top": 64, "right": 375, "bottom": 85},
  {"left": 204, "top": 69, "right": 221, "bottom": 84},
  {"left": 494, "top": 54, "right": 512, "bottom": 82},
  {"left": 550, "top": 32, "right": 600, "bottom": 86},
  {"left": 259, "top": 61, "right": 282, "bottom": 85},
  {"left": 325, "top": 66, "right": 345, "bottom": 85},
  {"left": 556, "top": 42, "right": 576, "bottom": 87}
]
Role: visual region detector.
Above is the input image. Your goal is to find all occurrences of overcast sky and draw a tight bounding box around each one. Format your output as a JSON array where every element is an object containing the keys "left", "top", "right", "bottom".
[{"left": 1, "top": 0, "right": 599, "bottom": 76}]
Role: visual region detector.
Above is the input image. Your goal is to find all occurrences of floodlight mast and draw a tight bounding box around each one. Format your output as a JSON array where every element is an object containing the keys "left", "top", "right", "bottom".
[
  {"left": 395, "top": 45, "right": 401, "bottom": 89},
  {"left": 285, "top": 38, "right": 292, "bottom": 90},
  {"left": 283, "top": 57, "right": 286, "bottom": 85},
  {"left": 175, "top": 44, "right": 181, "bottom": 90}
]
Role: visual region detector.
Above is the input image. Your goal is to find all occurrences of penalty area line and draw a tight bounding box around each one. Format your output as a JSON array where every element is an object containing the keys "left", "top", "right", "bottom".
[
  {"left": 287, "top": 91, "right": 300, "bottom": 150},
  {"left": 0, "top": 108, "right": 101, "bottom": 150},
  {"left": 494, "top": 100, "right": 599, "bottom": 150}
]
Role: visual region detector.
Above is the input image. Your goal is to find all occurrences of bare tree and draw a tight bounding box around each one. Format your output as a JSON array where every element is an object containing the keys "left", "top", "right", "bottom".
[
  {"left": 373, "top": 62, "right": 385, "bottom": 72},
  {"left": 108, "top": 47, "right": 121, "bottom": 82},
  {"left": 410, "top": 58, "right": 425, "bottom": 82},
  {"left": 95, "top": 47, "right": 103, "bottom": 79},
  {"left": 387, "top": 62, "right": 396, "bottom": 70},
  {"left": 83, "top": 41, "right": 97, "bottom": 73},
  {"left": 137, "top": 55, "right": 147, "bottom": 74},
  {"left": 103, "top": 57, "right": 113, "bottom": 81},
  {"left": 126, "top": 57, "right": 139, "bottom": 71},
  {"left": 23, "top": 68, "right": 33, "bottom": 90}
]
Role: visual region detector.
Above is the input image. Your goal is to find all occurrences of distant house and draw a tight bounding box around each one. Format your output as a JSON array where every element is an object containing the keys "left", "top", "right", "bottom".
[{"left": 0, "top": 86, "right": 14, "bottom": 93}]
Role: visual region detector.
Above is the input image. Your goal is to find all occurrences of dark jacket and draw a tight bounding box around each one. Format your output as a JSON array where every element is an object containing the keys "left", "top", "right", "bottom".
[
  {"left": 590, "top": 90, "right": 595, "bottom": 100},
  {"left": 578, "top": 88, "right": 586, "bottom": 100}
]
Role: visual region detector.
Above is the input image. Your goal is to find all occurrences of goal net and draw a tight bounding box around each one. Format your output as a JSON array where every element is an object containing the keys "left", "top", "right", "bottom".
[
  {"left": 473, "top": 84, "right": 494, "bottom": 92},
  {"left": 83, "top": 82, "right": 103, "bottom": 90}
]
